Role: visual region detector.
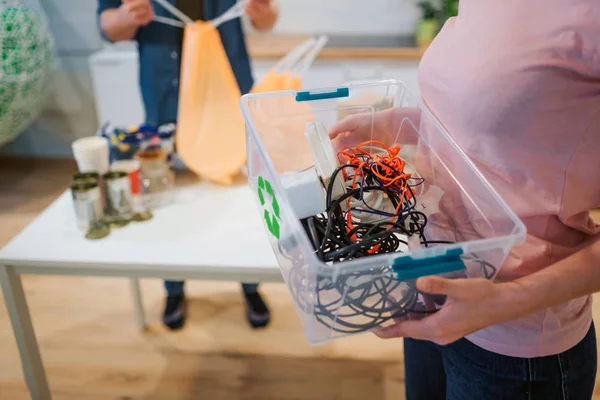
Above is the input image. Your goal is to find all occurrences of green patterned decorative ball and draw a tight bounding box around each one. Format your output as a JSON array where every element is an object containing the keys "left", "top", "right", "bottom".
[{"left": 0, "top": 1, "right": 53, "bottom": 146}]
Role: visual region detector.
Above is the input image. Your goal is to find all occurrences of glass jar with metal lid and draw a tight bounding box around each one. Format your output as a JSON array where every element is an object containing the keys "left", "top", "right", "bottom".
[{"left": 137, "top": 148, "right": 175, "bottom": 209}]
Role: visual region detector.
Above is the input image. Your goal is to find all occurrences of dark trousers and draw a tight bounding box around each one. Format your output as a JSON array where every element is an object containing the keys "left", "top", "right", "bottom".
[
  {"left": 404, "top": 322, "right": 597, "bottom": 400},
  {"left": 164, "top": 280, "right": 258, "bottom": 295}
]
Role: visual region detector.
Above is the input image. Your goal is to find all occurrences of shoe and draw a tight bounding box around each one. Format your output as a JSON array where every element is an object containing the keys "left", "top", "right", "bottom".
[
  {"left": 244, "top": 291, "right": 270, "bottom": 329},
  {"left": 162, "top": 293, "right": 187, "bottom": 330}
]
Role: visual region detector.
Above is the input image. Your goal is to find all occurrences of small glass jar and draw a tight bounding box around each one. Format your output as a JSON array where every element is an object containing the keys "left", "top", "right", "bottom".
[{"left": 136, "top": 148, "right": 175, "bottom": 209}]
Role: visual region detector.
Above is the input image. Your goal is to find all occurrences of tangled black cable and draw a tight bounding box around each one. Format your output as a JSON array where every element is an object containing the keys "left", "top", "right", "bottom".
[{"left": 286, "top": 141, "right": 498, "bottom": 336}]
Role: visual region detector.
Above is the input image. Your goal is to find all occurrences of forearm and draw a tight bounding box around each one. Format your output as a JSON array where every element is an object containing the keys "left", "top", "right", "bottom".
[
  {"left": 100, "top": 7, "right": 139, "bottom": 42},
  {"left": 250, "top": 2, "right": 278, "bottom": 31},
  {"left": 503, "top": 236, "right": 600, "bottom": 318}
]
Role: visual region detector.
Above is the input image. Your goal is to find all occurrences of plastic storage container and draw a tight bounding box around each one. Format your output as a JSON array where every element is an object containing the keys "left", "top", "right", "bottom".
[{"left": 240, "top": 80, "right": 526, "bottom": 344}]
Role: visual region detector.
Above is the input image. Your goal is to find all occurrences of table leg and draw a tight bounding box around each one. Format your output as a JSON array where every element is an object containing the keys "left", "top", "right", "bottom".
[
  {"left": 0, "top": 266, "right": 51, "bottom": 400},
  {"left": 129, "top": 278, "right": 147, "bottom": 331}
]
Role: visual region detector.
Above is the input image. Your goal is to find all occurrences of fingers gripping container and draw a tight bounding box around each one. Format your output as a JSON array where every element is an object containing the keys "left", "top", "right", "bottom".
[{"left": 240, "top": 80, "right": 526, "bottom": 344}]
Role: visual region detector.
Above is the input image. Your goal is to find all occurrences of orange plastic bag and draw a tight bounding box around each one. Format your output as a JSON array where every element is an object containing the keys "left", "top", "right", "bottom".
[
  {"left": 176, "top": 21, "right": 246, "bottom": 185},
  {"left": 249, "top": 95, "right": 315, "bottom": 174},
  {"left": 248, "top": 36, "right": 329, "bottom": 173}
]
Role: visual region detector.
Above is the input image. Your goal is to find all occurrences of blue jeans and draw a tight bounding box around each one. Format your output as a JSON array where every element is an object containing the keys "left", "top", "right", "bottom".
[
  {"left": 164, "top": 280, "right": 259, "bottom": 295},
  {"left": 404, "top": 322, "right": 597, "bottom": 400}
]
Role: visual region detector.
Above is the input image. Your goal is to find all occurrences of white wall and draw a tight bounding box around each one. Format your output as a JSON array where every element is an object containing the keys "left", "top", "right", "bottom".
[
  {"left": 269, "top": 0, "right": 418, "bottom": 35},
  {"left": 1, "top": 0, "right": 419, "bottom": 158}
]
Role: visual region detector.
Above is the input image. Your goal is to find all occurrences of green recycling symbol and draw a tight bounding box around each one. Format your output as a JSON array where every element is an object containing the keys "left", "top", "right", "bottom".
[{"left": 257, "top": 176, "right": 280, "bottom": 239}]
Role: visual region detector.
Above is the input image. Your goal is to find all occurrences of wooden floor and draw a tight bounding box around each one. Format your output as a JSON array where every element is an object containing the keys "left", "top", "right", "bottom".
[{"left": 0, "top": 156, "right": 599, "bottom": 399}]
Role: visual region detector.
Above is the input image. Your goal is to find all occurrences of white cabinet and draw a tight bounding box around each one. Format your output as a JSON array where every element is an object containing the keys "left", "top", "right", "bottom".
[{"left": 89, "top": 43, "right": 145, "bottom": 127}]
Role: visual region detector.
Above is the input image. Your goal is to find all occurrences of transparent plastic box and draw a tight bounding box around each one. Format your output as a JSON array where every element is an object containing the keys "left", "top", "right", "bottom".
[{"left": 240, "top": 80, "right": 526, "bottom": 344}]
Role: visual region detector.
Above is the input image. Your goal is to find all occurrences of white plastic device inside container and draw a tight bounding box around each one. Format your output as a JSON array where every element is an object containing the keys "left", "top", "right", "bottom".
[
  {"left": 304, "top": 122, "right": 345, "bottom": 200},
  {"left": 281, "top": 167, "right": 326, "bottom": 220}
]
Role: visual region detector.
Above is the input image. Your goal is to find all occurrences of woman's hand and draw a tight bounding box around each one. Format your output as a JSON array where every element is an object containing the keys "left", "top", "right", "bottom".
[
  {"left": 245, "top": 0, "right": 278, "bottom": 31},
  {"left": 374, "top": 234, "right": 600, "bottom": 344},
  {"left": 375, "top": 276, "right": 520, "bottom": 345},
  {"left": 101, "top": 0, "right": 153, "bottom": 42},
  {"left": 329, "top": 107, "right": 421, "bottom": 151},
  {"left": 121, "top": 0, "right": 155, "bottom": 26}
]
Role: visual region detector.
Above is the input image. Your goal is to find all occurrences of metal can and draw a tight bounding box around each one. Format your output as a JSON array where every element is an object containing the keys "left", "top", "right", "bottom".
[
  {"left": 70, "top": 181, "right": 110, "bottom": 240},
  {"left": 73, "top": 172, "right": 100, "bottom": 184},
  {"left": 73, "top": 171, "right": 109, "bottom": 211},
  {"left": 102, "top": 171, "right": 134, "bottom": 227}
]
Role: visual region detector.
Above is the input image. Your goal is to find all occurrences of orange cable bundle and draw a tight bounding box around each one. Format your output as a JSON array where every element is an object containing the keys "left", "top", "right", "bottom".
[
  {"left": 336, "top": 140, "right": 415, "bottom": 252},
  {"left": 337, "top": 140, "right": 413, "bottom": 198}
]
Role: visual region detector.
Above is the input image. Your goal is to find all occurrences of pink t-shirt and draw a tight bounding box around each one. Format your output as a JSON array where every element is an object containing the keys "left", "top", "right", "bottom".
[{"left": 418, "top": 0, "right": 600, "bottom": 357}]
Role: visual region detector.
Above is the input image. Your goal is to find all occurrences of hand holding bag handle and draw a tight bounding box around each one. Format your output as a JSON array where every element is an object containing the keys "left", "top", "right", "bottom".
[
  {"left": 211, "top": 0, "right": 248, "bottom": 28},
  {"left": 152, "top": 0, "right": 194, "bottom": 26},
  {"left": 152, "top": 0, "right": 248, "bottom": 29}
]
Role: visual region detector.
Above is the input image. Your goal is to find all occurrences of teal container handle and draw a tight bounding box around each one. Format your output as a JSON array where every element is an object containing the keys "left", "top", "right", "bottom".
[
  {"left": 296, "top": 87, "right": 349, "bottom": 102},
  {"left": 392, "top": 248, "right": 465, "bottom": 281}
]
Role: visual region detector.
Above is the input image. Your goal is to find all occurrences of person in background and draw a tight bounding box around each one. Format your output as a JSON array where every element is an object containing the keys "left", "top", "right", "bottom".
[
  {"left": 97, "top": 0, "right": 278, "bottom": 330},
  {"left": 330, "top": 0, "right": 599, "bottom": 398}
]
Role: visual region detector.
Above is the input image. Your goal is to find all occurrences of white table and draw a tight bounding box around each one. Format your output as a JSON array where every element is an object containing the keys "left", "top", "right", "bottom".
[{"left": 0, "top": 183, "right": 281, "bottom": 400}]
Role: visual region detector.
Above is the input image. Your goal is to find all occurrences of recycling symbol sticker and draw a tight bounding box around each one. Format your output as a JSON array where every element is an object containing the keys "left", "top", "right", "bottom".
[{"left": 257, "top": 176, "right": 281, "bottom": 239}]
